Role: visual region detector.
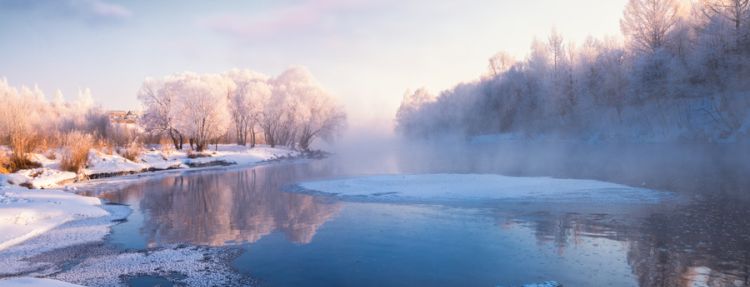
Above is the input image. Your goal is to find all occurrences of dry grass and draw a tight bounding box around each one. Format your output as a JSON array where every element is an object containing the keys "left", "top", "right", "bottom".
[
  {"left": 94, "top": 139, "right": 114, "bottom": 155},
  {"left": 8, "top": 154, "right": 41, "bottom": 172},
  {"left": 159, "top": 137, "right": 174, "bottom": 157},
  {"left": 0, "top": 150, "right": 10, "bottom": 174},
  {"left": 44, "top": 149, "right": 57, "bottom": 160},
  {"left": 60, "top": 131, "right": 94, "bottom": 173},
  {"left": 119, "top": 141, "right": 142, "bottom": 162},
  {"left": 7, "top": 137, "right": 41, "bottom": 173},
  {"left": 3, "top": 130, "right": 46, "bottom": 172}
]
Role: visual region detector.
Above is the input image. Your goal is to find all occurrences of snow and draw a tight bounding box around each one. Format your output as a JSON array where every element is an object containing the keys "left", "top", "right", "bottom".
[
  {"left": 520, "top": 282, "right": 562, "bottom": 287},
  {"left": 0, "top": 199, "right": 130, "bottom": 276},
  {"left": 0, "top": 186, "right": 110, "bottom": 251},
  {"left": 297, "top": 174, "right": 666, "bottom": 203},
  {"left": 84, "top": 150, "right": 149, "bottom": 176},
  {"left": 0, "top": 278, "right": 84, "bottom": 287},
  {"left": 140, "top": 152, "right": 185, "bottom": 170},
  {"left": 179, "top": 145, "right": 299, "bottom": 166},
  {"left": 3, "top": 144, "right": 298, "bottom": 189},
  {"left": 5, "top": 168, "right": 77, "bottom": 189},
  {"left": 51, "top": 246, "right": 250, "bottom": 286}
]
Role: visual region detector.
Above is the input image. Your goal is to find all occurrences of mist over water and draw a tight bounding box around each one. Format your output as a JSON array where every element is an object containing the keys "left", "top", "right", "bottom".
[
  {"left": 330, "top": 131, "right": 750, "bottom": 199},
  {"left": 88, "top": 132, "right": 750, "bottom": 286}
]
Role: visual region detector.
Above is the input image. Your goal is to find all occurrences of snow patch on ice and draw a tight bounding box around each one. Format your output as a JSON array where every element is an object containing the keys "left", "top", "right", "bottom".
[
  {"left": 51, "top": 246, "right": 250, "bottom": 287},
  {"left": 297, "top": 174, "right": 667, "bottom": 203},
  {"left": 0, "top": 277, "right": 84, "bottom": 287}
]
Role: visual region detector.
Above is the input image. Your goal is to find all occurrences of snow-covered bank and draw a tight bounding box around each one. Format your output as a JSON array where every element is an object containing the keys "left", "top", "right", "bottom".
[
  {"left": 0, "top": 277, "right": 84, "bottom": 287},
  {"left": 0, "top": 186, "right": 111, "bottom": 251},
  {"left": 5, "top": 168, "right": 77, "bottom": 189},
  {"left": 0, "top": 185, "right": 130, "bottom": 278},
  {"left": 297, "top": 174, "right": 667, "bottom": 203},
  {"left": 4, "top": 145, "right": 299, "bottom": 188}
]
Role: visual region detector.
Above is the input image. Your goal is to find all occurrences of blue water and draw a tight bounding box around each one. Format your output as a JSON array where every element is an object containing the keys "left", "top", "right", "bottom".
[
  {"left": 97, "top": 161, "right": 652, "bottom": 287},
  {"left": 92, "top": 144, "right": 750, "bottom": 287},
  {"left": 232, "top": 203, "right": 636, "bottom": 287}
]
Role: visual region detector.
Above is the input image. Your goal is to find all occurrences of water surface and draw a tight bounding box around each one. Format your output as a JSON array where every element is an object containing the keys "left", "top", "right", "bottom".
[{"left": 89, "top": 143, "right": 750, "bottom": 287}]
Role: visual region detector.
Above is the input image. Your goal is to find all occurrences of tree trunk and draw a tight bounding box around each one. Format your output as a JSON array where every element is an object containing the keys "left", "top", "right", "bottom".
[
  {"left": 169, "top": 129, "right": 180, "bottom": 150},
  {"left": 250, "top": 127, "right": 256, "bottom": 148}
]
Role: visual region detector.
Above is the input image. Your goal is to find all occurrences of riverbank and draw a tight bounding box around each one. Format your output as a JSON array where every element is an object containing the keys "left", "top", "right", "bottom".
[
  {"left": 0, "top": 145, "right": 304, "bottom": 285},
  {"left": 4, "top": 145, "right": 299, "bottom": 189}
]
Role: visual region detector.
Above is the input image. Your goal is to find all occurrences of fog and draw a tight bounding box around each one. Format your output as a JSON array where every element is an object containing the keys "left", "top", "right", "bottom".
[{"left": 327, "top": 128, "right": 750, "bottom": 201}]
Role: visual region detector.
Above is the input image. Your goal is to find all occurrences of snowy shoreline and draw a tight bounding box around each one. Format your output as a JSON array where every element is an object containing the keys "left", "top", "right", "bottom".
[
  {"left": 5, "top": 145, "right": 300, "bottom": 189},
  {"left": 0, "top": 145, "right": 305, "bottom": 286}
]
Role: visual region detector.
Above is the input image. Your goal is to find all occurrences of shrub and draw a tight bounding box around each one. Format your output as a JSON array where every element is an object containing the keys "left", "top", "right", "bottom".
[
  {"left": 9, "top": 131, "right": 44, "bottom": 171},
  {"left": 60, "top": 132, "right": 94, "bottom": 173},
  {"left": 187, "top": 150, "right": 211, "bottom": 159},
  {"left": 159, "top": 137, "right": 174, "bottom": 157},
  {"left": 0, "top": 150, "right": 10, "bottom": 174},
  {"left": 119, "top": 141, "right": 142, "bottom": 162},
  {"left": 8, "top": 154, "right": 41, "bottom": 172},
  {"left": 44, "top": 149, "right": 57, "bottom": 160},
  {"left": 95, "top": 139, "right": 114, "bottom": 155}
]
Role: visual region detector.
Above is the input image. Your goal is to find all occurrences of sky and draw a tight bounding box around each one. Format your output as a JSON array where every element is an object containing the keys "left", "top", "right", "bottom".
[{"left": 0, "top": 0, "right": 628, "bottom": 129}]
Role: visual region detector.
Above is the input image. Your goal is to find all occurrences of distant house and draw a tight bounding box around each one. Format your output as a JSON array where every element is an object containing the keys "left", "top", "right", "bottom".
[{"left": 107, "top": 110, "right": 140, "bottom": 125}]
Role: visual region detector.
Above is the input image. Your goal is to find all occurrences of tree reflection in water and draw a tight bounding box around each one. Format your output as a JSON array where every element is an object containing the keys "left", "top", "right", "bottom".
[
  {"left": 488, "top": 188, "right": 750, "bottom": 286},
  {"left": 101, "top": 164, "right": 341, "bottom": 247}
]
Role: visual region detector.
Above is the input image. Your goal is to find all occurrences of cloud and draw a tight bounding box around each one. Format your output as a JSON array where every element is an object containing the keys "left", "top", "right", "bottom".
[
  {"left": 1, "top": 0, "right": 132, "bottom": 24},
  {"left": 203, "top": 0, "right": 373, "bottom": 40}
]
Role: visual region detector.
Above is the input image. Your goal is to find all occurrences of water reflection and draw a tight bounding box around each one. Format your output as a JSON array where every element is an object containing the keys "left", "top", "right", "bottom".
[
  {"left": 627, "top": 194, "right": 750, "bottom": 287},
  {"left": 87, "top": 142, "right": 750, "bottom": 287},
  {"left": 99, "top": 164, "right": 341, "bottom": 247}
]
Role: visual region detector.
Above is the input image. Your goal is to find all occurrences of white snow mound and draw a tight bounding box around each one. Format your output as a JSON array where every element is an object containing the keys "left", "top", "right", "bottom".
[{"left": 0, "top": 186, "right": 108, "bottom": 251}]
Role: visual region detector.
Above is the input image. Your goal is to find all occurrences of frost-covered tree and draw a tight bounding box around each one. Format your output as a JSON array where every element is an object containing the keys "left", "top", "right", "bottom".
[
  {"left": 225, "top": 69, "right": 270, "bottom": 147},
  {"left": 266, "top": 67, "right": 345, "bottom": 150},
  {"left": 138, "top": 67, "right": 346, "bottom": 150},
  {"left": 170, "top": 73, "right": 234, "bottom": 152},
  {"left": 0, "top": 78, "right": 109, "bottom": 171},
  {"left": 395, "top": 0, "right": 750, "bottom": 142},
  {"left": 700, "top": 0, "right": 750, "bottom": 47},
  {"left": 138, "top": 77, "right": 184, "bottom": 150},
  {"left": 621, "top": 0, "right": 681, "bottom": 53},
  {"left": 488, "top": 52, "right": 516, "bottom": 77}
]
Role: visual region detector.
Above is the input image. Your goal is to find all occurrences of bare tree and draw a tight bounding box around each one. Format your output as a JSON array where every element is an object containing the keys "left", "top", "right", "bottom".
[
  {"left": 138, "top": 78, "right": 183, "bottom": 150},
  {"left": 548, "top": 29, "right": 565, "bottom": 74},
  {"left": 621, "top": 0, "right": 681, "bottom": 52},
  {"left": 701, "top": 0, "right": 750, "bottom": 47},
  {"left": 225, "top": 69, "right": 270, "bottom": 147},
  {"left": 488, "top": 52, "right": 516, "bottom": 77}
]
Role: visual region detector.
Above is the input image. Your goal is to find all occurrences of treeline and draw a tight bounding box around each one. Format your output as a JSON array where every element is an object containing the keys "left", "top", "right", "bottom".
[
  {"left": 0, "top": 66, "right": 345, "bottom": 174},
  {"left": 0, "top": 81, "right": 112, "bottom": 172},
  {"left": 396, "top": 0, "right": 750, "bottom": 142},
  {"left": 138, "top": 67, "right": 346, "bottom": 152}
]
